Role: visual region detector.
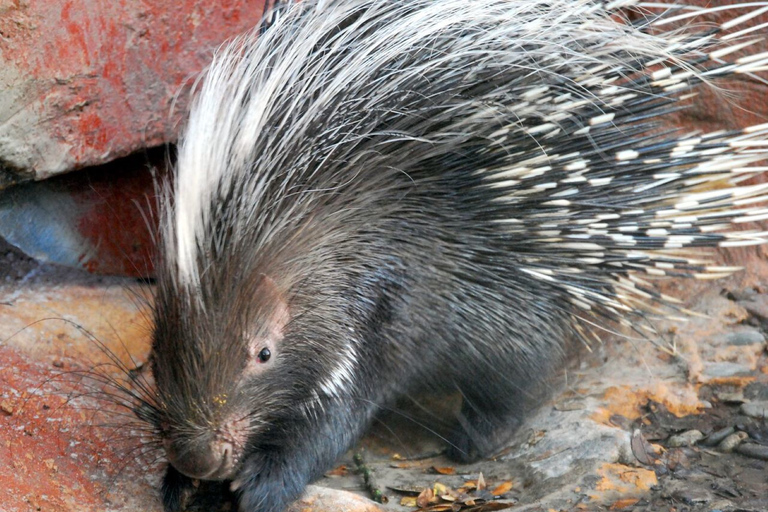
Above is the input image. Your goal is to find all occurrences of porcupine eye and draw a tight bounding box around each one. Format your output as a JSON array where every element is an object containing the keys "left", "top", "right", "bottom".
[{"left": 257, "top": 348, "right": 271, "bottom": 363}]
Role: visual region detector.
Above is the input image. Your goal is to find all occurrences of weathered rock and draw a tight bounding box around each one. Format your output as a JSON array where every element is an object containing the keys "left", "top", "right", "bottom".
[
  {"left": 667, "top": 430, "right": 704, "bottom": 448},
  {"left": 0, "top": 0, "right": 268, "bottom": 185},
  {"left": 288, "top": 486, "right": 386, "bottom": 512},
  {"left": 741, "top": 401, "right": 768, "bottom": 420},
  {"left": 0, "top": 152, "right": 160, "bottom": 276},
  {"left": 718, "top": 431, "right": 748, "bottom": 453},
  {"left": 735, "top": 443, "right": 768, "bottom": 462},
  {"left": 723, "top": 329, "right": 766, "bottom": 347}
]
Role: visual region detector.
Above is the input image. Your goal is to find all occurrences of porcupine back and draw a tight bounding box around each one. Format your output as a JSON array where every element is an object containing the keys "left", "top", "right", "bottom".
[
  {"left": 151, "top": 1, "right": 768, "bottom": 505},
  {"left": 166, "top": 0, "right": 768, "bottom": 343}
]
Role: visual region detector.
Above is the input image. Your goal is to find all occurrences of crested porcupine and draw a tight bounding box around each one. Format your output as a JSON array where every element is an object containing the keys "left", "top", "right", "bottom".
[{"left": 136, "top": 1, "right": 768, "bottom": 511}]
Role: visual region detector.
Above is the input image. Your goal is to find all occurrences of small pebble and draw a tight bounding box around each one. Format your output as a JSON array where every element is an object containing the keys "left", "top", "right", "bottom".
[
  {"left": 740, "top": 401, "right": 768, "bottom": 420},
  {"left": 739, "top": 295, "right": 768, "bottom": 322},
  {"left": 718, "top": 431, "right": 748, "bottom": 453},
  {"left": 1, "top": 399, "right": 13, "bottom": 416},
  {"left": 724, "top": 330, "right": 765, "bottom": 346},
  {"left": 715, "top": 391, "right": 745, "bottom": 404},
  {"left": 701, "top": 426, "right": 735, "bottom": 447},
  {"left": 701, "top": 362, "right": 749, "bottom": 378},
  {"left": 745, "top": 382, "right": 768, "bottom": 401},
  {"left": 554, "top": 399, "right": 585, "bottom": 411},
  {"left": 671, "top": 488, "right": 711, "bottom": 505},
  {"left": 668, "top": 430, "right": 704, "bottom": 448},
  {"left": 734, "top": 443, "right": 768, "bottom": 461}
]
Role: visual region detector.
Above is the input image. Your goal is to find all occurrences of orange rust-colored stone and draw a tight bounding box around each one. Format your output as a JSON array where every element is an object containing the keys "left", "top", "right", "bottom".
[
  {"left": 0, "top": 343, "right": 160, "bottom": 512},
  {"left": 711, "top": 345, "right": 763, "bottom": 370},
  {"left": 0, "top": 272, "right": 159, "bottom": 511},
  {"left": 593, "top": 463, "right": 658, "bottom": 495},
  {"left": 703, "top": 376, "right": 757, "bottom": 387},
  {"left": 610, "top": 498, "right": 640, "bottom": 510},
  {"left": 0, "top": 278, "right": 153, "bottom": 373},
  {"left": 591, "top": 384, "right": 703, "bottom": 425}
]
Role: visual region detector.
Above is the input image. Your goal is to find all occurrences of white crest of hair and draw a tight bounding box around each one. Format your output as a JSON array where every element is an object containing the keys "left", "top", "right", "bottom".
[
  {"left": 170, "top": 0, "right": 670, "bottom": 288},
  {"left": 319, "top": 343, "right": 357, "bottom": 398},
  {"left": 167, "top": 0, "right": 768, "bottom": 316}
]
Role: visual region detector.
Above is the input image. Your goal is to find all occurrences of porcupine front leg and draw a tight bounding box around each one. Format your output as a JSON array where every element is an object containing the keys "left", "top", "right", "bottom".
[
  {"left": 161, "top": 465, "right": 196, "bottom": 511},
  {"left": 232, "top": 398, "right": 375, "bottom": 512}
]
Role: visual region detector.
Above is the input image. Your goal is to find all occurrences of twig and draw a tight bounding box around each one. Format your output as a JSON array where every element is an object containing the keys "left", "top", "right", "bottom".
[{"left": 353, "top": 452, "right": 389, "bottom": 504}]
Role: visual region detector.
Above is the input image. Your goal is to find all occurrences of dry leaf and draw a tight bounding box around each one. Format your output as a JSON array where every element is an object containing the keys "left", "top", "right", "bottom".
[
  {"left": 491, "top": 481, "right": 513, "bottom": 496},
  {"left": 526, "top": 430, "right": 546, "bottom": 445},
  {"left": 325, "top": 465, "right": 348, "bottom": 477},
  {"left": 631, "top": 429, "right": 659, "bottom": 466},
  {"left": 433, "top": 482, "right": 450, "bottom": 497},
  {"left": 454, "top": 492, "right": 472, "bottom": 504},
  {"left": 388, "top": 485, "right": 424, "bottom": 496},
  {"left": 424, "top": 505, "right": 456, "bottom": 512},
  {"left": 432, "top": 466, "right": 456, "bottom": 475},
  {"left": 392, "top": 461, "right": 422, "bottom": 469},
  {"left": 610, "top": 498, "right": 640, "bottom": 510},
  {"left": 401, "top": 475, "right": 517, "bottom": 512},
  {"left": 417, "top": 487, "right": 434, "bottom": 509},
  {"left": 667, "top": 447, "right": 690, "bottom": 472}
]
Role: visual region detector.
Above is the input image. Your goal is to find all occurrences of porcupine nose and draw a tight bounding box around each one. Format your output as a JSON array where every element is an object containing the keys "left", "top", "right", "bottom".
[{"left": 163, "top": 436, "right": 237, "bottom": 480}]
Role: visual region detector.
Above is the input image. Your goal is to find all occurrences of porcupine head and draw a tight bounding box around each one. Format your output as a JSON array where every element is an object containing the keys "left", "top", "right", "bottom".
[{"left": 143, "top": 0, "right": 768, "bottom": 511}]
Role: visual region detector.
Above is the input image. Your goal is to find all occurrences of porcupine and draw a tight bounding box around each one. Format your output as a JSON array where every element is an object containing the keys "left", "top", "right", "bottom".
[{"left": 138, "top": 1, "right": 768, "bottom": 511}]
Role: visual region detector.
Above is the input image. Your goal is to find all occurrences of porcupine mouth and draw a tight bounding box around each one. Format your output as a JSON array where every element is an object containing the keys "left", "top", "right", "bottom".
[
  {"left": 200, "top": 442, "right": 239, "bottom": 480},
  {"left": 196, "top": 415, "right": 251, "bottom": 480}
]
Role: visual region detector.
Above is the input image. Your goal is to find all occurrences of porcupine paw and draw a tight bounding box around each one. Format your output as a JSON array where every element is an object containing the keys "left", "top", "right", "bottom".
[
  {"left": 161, "top": 466, "right": 235, "bottom": 512},
  {"left": 161, "top": 466, "right": 197, "bottom": 512},
  {"left": 445, "top": 407, "right": 521, "bottom": 463},
  {"left": 232, "top": 449, "right": 309, "bottom": 512}
]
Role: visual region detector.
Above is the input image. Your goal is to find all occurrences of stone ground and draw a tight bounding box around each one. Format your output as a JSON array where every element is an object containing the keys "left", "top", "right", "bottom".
[{"left": 1, "top": 238, "right": 767, "bottom": 512}]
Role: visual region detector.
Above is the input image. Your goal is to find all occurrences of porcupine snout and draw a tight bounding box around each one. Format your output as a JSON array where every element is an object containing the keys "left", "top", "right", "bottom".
[
  {"left": 163, "top": 417, "right": 249, "bottom": 480},
  {"left": 164, "top": 435, "right": 235, "bottom": 480}
]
